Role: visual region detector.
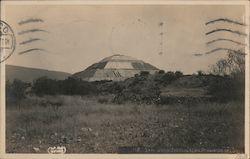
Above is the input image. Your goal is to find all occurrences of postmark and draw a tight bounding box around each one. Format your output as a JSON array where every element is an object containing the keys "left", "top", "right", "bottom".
[{"left": 0, "top": 20, "right": 16, "bottom": 62}]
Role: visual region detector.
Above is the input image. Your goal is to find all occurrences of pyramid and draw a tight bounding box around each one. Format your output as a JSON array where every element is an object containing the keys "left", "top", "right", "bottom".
[{"left": 72, "top": 54, "right": 159, "bottom": 81}]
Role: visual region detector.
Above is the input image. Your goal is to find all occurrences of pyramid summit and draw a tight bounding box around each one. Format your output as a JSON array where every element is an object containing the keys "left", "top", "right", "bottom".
[
  {"left": 72, "top": 54, "right": 159, "bottom": 81},
  {"left": 100, "top": 54, "right": 139, "bottom": 62}
]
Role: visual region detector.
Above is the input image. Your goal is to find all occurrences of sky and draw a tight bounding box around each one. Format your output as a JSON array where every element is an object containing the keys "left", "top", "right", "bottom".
[{"left": 3, "top": 4, "right": 247, "bottom": 74}]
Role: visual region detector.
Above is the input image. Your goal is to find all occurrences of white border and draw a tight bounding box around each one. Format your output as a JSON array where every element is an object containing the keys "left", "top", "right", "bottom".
[
  {"left": 0, "top": 2, "right": 6, "bottom": 156},
  {"left": 244, "top": 3, "right": 250, "bottom": 157},
  {"left": 0, "top": 1, "right": 249, "bottom": 159},
  {"left": 0, "top": 0, "right": 249, "bottom": 5}
]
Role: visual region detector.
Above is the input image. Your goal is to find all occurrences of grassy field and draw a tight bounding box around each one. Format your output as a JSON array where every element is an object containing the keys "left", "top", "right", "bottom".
[{"left": 6, "top": 95, "right": 244, "bottom": 153}]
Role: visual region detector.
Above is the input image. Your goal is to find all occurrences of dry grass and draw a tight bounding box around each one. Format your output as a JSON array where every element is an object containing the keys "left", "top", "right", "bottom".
[{"left": 6, "top": 95, "right": 244, "bottom": 153}]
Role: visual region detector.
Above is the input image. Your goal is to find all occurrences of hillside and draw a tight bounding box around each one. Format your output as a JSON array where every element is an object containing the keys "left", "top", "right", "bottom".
[
  {"left": 94, "top": 73, "right": 219, "bottom": 104},
  {"left": 6, "top": 65, "right": 71, "bottom": 82}
]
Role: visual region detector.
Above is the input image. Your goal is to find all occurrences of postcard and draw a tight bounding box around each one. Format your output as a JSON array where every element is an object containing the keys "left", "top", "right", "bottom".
[{"left": 0, "top": 1, "right": 249, "bottom": 159}]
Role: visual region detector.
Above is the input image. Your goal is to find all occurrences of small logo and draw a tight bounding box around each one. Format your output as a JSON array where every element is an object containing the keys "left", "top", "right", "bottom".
[{"left": 47, "top": 146, "right": 66, "bottom": 154}]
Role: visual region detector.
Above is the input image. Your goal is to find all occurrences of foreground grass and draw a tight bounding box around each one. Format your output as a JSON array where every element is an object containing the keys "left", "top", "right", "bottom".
[{"left": 6, "top": 95, "right": 244, "bottom": 153}]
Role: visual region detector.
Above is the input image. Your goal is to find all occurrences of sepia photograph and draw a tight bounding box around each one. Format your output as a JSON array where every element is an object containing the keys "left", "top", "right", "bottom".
[{"left": 0, "top": 0, "right": 249, "bottom": 157}]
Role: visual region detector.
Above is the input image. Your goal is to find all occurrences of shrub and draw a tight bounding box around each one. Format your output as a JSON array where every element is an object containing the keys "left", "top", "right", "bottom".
[
  {"left": 98, "top": 98, "right": 109, "bottom": 104},
  {"left": 7, "top": 79, "right": 30, "bottom": 102},
  {"left": 197, "top": 70, "right": 204, "bottom": 76},
  {"left": 113, "top": 84, "right": 161, "bottom": 105},
  {"left": 32, "top": 77, "right": 98, "bottom": 96},
  {"left": 161, "top": 71, "right": 176, "bottom": 84},
  {"left": 140, "top": 71, "right": 149, "bottom": 76},
  {"left": 61, "top": 77, "right": 98, "bottom": 95},
  {"left": 158, "top": 70, "right": 165, "bottom": 74},
  {"left": 32, "top": 76, "right": 59, "bottom": 96},
  {"left": 175, "top": 71, "right": 183, "bottom": 78},
  {"left": 207, "top": 75, "right": 244, "bottom": 102},
  {"left": 134, "top": 74, "right": 139, "bottom": 77},
  {"left": 6, "top": 79, "right": 30, "bottom": 109}
]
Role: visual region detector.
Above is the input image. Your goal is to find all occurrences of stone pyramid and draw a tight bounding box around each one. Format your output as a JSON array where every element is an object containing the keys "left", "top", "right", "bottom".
[{"left": 72, "top": 54, "right": 159, "bottom": 81}]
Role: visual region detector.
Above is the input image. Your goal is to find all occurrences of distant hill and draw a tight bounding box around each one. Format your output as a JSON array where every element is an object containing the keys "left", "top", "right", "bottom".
[{"left": 6, "top": 65, "right": 71, "bottom": 82}]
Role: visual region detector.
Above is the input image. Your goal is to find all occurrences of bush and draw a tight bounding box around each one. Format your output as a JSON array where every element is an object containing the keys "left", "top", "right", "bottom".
[
  {"left": 95, "top": 81, "right": 125, "bottom": 94},
  {"left": 6, "top": 79, "right": 30, "bottom": 109},
  {"left": 197, "top": 70, "right": 205, "bottom": 76},
  {"left": 113, "top": 88, "right": 160, "bottom": 105},
  {"left": 161, "top": 71, "right": 177, "bottom": 84},
  {"left": 158, "top": 70, "right": 165, "bottom": 74},
  {"left": 61, "top": 77, "right": 98, "bottom": 95},
  {"left": 32, "top": 77, "right": 59, "bottom": 96},
  {"left": 134, "top": 74, "right": 139, "bottom": 77},
  {"left": 6, "top": 79, "right": 30, "bottom": 102},
  {"left": 98, "top": 98, "right": 109, "bottom": 104},
  {"left": 140, "top": 71, "right": 150, "bottom": 76},
  {"left": 32, "top": 77, "right": 98, "bottom": 96},
  {"left": 207, "top": 75, "right": 244, "bottom": 102},
  {"left": 113, "top": 76, "right": 161, "bottom": 105},
  {"left": 175, "top": 71, "right": 183, "bottom": 78}
]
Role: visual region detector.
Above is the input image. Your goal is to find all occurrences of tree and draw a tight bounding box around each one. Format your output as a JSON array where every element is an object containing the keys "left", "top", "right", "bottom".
[
  {"left": 6, "top": 80, "right": 12, "bottom": 99},
  {"left": 161, "top": 71, "right": 176, "bottom": 84},
  {"left": 210, "top": 50, "right": 245, "bottom": 76},
  {"left": 11, "top": 79, "right": 28, "bottom": 100},
  {"left": 208, "top": 50, "right": 245, "bottom": 101},
  {"left": 32, "top": 76, "right": 59, "bottom": 96},
  {"left": 175, "top": 71, "right": 183, "bottom": 78},
  {"left": 10, "top": 79, "right": 29, "bottom": 109},
  {"left": 197, "top": 70, "right": 205, "bottom": 76}
]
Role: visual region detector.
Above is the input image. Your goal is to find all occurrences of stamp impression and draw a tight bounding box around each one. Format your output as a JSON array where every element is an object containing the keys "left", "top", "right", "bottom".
[
  {"left": 0, "top": 20, "right": 16, "bottom": 62},
  {"left": 47, "top": 146, "right": 66, "bottom": 154}
]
